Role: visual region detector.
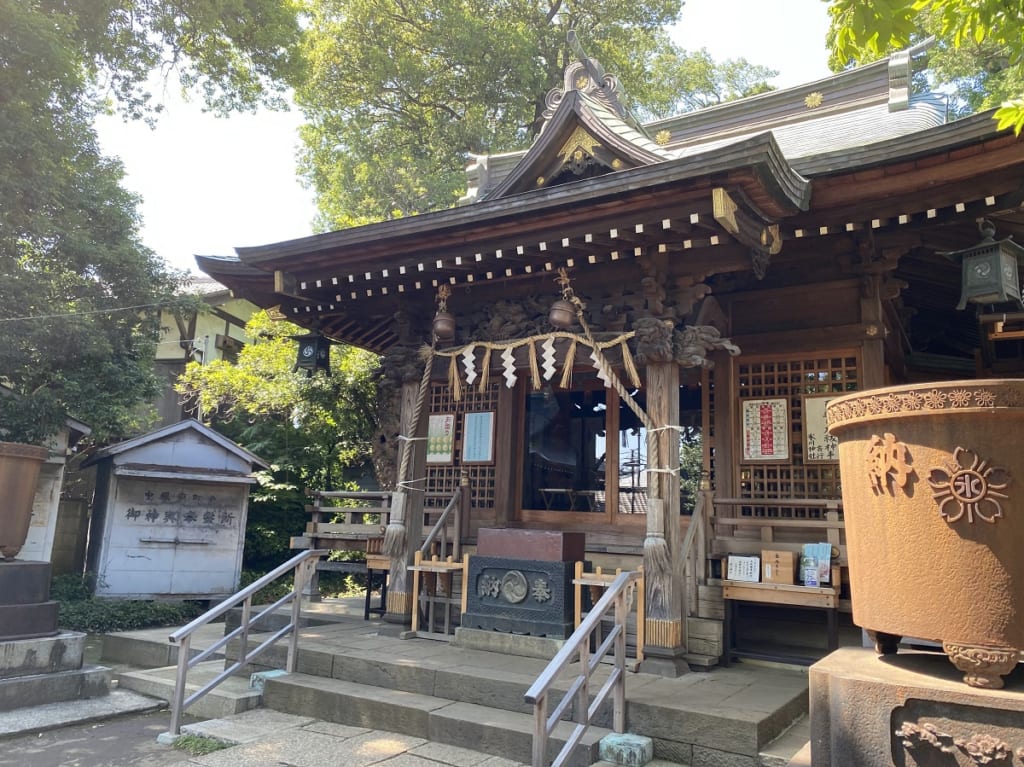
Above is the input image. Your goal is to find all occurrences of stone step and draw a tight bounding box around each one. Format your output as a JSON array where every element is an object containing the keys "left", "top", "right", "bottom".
[
  {"left": 263, "top": 671, "right": 609, "bottom": 767},
  {"left": 230, "top": 626, "right": 806, "bottom": 762},
  {"left": 102, "top": 606, "right": 811, "bottom": 765},
  {"left": 101, "top": 624, "right": 226, "bottom": 670},
  {"left": 116, "top": 660, "right": 262, "bottom": 719},
  {"left": 759, "top": 714, "right": 810, "bottom": 767},
  {"left": 0, "top": 665, "right": 110, "bottom": 711},
  {"left": 232, "top": 629, "right": 574, "bottom": 720}
]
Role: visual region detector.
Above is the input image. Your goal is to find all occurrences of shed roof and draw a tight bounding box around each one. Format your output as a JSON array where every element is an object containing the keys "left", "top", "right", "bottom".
[{"left": 83, "top": 419, "right": 269, "bottom": 470}]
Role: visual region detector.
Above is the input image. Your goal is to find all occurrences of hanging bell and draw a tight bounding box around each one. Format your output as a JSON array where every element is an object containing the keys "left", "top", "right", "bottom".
[
  {"left": 548, "top": 298, "right": 576, "bottom": 329},
  {"left": 433, "top": 310, "right": 456, "bottom": 341}
]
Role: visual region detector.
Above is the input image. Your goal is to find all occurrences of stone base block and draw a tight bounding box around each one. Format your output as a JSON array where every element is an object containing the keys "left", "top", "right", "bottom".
[
  {"left": 809, "top": 647, "right": 1024, "bottom": 767},
  {"left": 0, "top": 665, "right": 110, "bottom": 711},
  {"left": 452, "top": 627, "right": 565, "bottom": 660},
  {"left": 599, "top": 732, "right": 654, "bottom": 766},
  {"left": 0, "top": 600, "right": 58, "bottom": 641},
  {"left": 250, "top": 669, "right": 288, "bottom": 691},
  {"left": 0, "top": 560, "right": 52, "bottom": 605},
  {"left": 0, "top": 559, "right": 58, "bottom": 640},
  {"left": 639, "top": 644, "right": 690, "bottom": 678},
  {"left": 0, "top": 631, "right": 85, "bottom": 680}
]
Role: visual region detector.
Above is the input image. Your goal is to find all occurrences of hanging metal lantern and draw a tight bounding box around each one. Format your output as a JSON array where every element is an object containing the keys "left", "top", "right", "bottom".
[
  {"left": 948, "top": 220, "right": 1024, "bottom": 310},
  {"left": 293, "top": 333, "right": 331, "bottom": 374}
]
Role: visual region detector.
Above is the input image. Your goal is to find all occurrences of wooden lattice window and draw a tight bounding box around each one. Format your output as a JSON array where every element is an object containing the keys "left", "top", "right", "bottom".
[
  {"left": 736, "top": 352, "right": 859, "bottom": 518},
  {"left": 426, "top": 382, "right": 498, "bottom": 510}
]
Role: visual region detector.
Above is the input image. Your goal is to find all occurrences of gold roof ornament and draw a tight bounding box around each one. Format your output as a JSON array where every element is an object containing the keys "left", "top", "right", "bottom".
[{"left": 557, "top": 126, "right": 602, "bottom": 164}]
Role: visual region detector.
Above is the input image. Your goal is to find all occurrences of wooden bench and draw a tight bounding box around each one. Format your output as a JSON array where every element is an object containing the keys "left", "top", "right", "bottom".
[{"left": 292, "top": 490, "right": 393, "bottom": 618}]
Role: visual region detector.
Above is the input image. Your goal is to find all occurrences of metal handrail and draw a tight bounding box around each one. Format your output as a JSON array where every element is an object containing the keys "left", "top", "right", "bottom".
[
  {"left": 165, "top": 548, "right": 327, "bottom": 735},
  {"left": 524, "top": 570, "right": 641, "bottom": 767}
]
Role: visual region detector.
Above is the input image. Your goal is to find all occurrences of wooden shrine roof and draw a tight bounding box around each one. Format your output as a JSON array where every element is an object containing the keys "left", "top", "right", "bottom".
[{"left": 198, "top": 48, "right": 1024, "bottom": 358}]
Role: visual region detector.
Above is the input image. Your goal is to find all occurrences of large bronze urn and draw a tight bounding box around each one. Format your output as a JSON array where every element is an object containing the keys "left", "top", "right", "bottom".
[
  {"left": 0, "top": 442, "right": 49, "bottom": 560},
  {"left": 827, "top": 380, "right": 1023, "bottom": 689}
]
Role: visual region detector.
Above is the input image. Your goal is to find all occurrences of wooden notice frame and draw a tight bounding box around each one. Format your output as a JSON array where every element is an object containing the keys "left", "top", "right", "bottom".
[
  {"left": 461, "top": 411, "right": 495, "bottom": 464},
  {"left": 802, "top": 393, "right": 839, "bottom": 463},
  {"left": 740, "top": 397, "right": 790, "bottom": 462},
  {"left": 426, "top": 413, "right": 456, "bottom": 465}
]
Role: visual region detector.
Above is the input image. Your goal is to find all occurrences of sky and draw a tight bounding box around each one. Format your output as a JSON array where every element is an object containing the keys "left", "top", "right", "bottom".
[{"left": 95, "top": 0, "right": 835, "bottom": 275}]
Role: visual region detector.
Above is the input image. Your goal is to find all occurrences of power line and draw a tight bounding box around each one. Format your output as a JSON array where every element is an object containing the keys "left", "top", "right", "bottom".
[{"left": 0, "top": 300, "right": 195, "bottom": 323}]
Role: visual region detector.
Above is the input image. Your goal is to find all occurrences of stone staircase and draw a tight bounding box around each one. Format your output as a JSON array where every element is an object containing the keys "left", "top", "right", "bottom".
[
  {"left": 101, "top": 600, "right": 812, "bottom": 767},
  {"left": 101, "top": 622, "right": 265, "bottom": 721}
]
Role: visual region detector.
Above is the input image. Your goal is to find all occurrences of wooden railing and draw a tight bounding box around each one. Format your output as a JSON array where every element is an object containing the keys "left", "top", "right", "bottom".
[
  {"left": 408, "top": 483, "right": 468, "bottom": 639},
  {"left": 524, "top": 569, "right": 641, "bottom": 767},
  {"left": 573, "top": 562, "right": 645, "bottom": 667},
  {"left": 712, "top": 496, "right": 845, "bottom": 564},
  {"left": 165, "top": 548, "right": 326, "bottom": 735},
  {"left": 420, "top": 479, "right": 467, "bottom": 561}
]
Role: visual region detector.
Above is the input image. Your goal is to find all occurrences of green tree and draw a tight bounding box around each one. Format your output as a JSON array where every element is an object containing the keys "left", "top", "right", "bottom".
[
  {"left": 827, "top": 0, "right": 1024, "bottom": 132},
  {"left": 0, "top": 1, "right": 305, "bottom": 444},
  {"left": 176, "top": 311, "right": 380, "bottom": 569},
  {"left": 295, "top": 0, "right": 777, "bottom": 228}
]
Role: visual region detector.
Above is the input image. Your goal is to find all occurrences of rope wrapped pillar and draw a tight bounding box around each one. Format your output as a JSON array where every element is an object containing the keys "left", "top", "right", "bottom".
[
  {"left": 639, "top": 356, "right": 688, "bottom": 676},
  {"left": 383, "top": 345, "right": 433, "bottom": 623}
]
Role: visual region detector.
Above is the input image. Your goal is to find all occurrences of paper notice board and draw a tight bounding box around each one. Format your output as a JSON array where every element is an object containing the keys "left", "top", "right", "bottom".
[{"left": 741, "top": 397, "right": 789, "bottom": 461}]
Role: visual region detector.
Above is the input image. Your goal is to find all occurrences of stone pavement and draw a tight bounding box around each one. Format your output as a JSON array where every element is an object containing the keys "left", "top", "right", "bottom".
[
  {"left": 0, "top": 704, "right": 683, "bottom": 767},
  {"left": 173, "top": 708, "right": 683, "bottom": 767}
]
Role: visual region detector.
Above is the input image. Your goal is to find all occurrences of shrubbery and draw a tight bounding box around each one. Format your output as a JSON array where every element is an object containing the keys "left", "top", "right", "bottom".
[
  {"left": 52, "top": 574, "right": 205, "bottom": 634},
  {"left": 51, "top": 569, "right": 362, "bottom": 635}
]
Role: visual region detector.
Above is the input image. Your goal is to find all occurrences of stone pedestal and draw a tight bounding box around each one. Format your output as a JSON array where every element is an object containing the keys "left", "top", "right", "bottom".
[
  {"left": 809, "top": 647, "right": 1024, "bottom": 767},
  {"left": 0, "top": 560, "right": 111, "bottom": 711},
  {"left": 0, "top": 560, "right": 58, "bottom": 640}
]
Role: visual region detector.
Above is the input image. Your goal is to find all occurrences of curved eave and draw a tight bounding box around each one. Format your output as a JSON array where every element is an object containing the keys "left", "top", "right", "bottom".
[
  {"left": 235, "top": 132, "right": 810, "bottom": 276},
  {"left": 194, "top": 254, "right": 280, "bottom": 310}
]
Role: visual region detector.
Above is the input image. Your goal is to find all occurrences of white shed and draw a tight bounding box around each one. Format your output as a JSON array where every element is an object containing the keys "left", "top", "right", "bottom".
[{"left": 83, "top": 420, "right": 268, "bottom": 600}]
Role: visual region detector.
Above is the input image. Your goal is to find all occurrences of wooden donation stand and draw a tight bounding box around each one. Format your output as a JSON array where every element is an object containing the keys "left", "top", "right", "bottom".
[
  {"left": 722, "top": 553, "right": 840, "bottom": 665},
  {"left": 408, "top": 550, "right": 469, "bottom": 640}
]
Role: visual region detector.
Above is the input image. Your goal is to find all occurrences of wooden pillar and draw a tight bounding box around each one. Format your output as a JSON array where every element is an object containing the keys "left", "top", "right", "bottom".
[
  {"left": 640, "top": 358, "right": 689, "bottom": 676},
  {"left": 860, "top": 275, "right": 887, "bottom": 389},
  {"left": 384, "top": 378, "right": 428, "bottom": 624}
]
